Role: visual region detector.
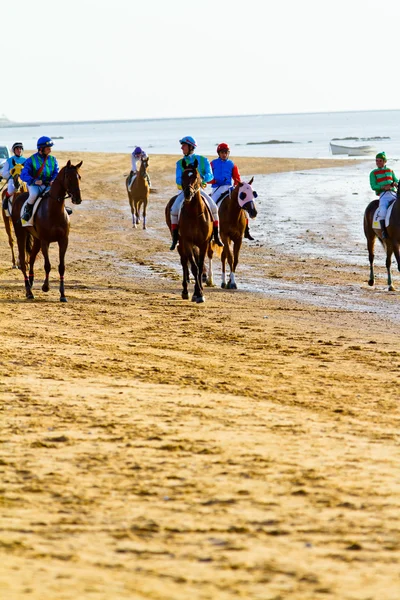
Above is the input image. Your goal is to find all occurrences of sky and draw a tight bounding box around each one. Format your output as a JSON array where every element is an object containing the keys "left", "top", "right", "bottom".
[{"left": 3, "top": 0, "right": 400, "bottom": 123}]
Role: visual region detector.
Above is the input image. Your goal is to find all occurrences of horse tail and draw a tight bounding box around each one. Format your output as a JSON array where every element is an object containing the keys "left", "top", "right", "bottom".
[
  {"left": 26, "top": 232, "right": 33, "bottom": 255},
  {"left": 209, "top": 240, "right": 223, "bottom": 259}
]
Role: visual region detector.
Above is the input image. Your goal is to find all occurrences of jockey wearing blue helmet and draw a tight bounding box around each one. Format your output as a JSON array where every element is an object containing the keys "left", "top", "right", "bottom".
[
  {"left": 179, "top": 136, "right": 197, "bottom": 150},
  {"left": 20, "top": 136, "right": 59, "bottom": 224},
  {"left": 169, "top": 135, "right": 223, "bottom": 250},
  {"left": 37, "top": 136, "right": 54, "bottom": 150}
]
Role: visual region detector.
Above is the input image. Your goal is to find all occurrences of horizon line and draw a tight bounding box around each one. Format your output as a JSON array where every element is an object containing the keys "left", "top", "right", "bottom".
[{"left": 3, "top": 107, "right": 400, "bottom": 127}]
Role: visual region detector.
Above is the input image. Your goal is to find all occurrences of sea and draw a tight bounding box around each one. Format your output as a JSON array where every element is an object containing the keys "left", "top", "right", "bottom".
[{"left": 1, "top": 110, "right": 400, "bottom": 159}]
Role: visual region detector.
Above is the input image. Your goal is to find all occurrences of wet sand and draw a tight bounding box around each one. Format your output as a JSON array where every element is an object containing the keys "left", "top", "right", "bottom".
[{"left": 1, "top": 152, "right": 399, "bottom": 600}]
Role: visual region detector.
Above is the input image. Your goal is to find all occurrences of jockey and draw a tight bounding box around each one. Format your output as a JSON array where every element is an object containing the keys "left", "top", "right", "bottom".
[
  {"left": 370, "top": 151, "right": 398, "bottom": 239},
  {"left": 169, "top": 136, "right": 223, "bottom": 251},
  {"left": 128, "top": 146, "right": 150, "bottom": 191},
  {"left": 210, "top": 142, "right": 254, "bottom": 241},
  {"left": 1, "top": 142, "right": 26, "bottom": 211},
  {"left": 20, "top": 136, "right": 59, "bottom": 224}
]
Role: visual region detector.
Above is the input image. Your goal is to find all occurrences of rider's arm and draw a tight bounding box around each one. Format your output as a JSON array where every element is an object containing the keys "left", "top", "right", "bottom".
[
  {"left": 50, "top": 157, "right": 59, "bottom": 182},
  {"left": 369, "top": 171, "right": 382, "bottom": 193},
  {"left": 176, "top": 160, "right": 183, "bottom": 189},
  {"left": 201, "top": 157, "right": 213, "bottom": 184},
  {"left": 232, "top": 164, "right": 241, "bottom": 185},
  {"left": 20, "top": 158, "right": 35, "bottom": 186}
]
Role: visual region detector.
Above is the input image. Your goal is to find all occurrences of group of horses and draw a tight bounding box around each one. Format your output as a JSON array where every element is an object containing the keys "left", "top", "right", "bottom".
[
  {"left": 3, "top": 153, "right": 400, "bottom": 303},
  {"left": 1, "top": 160, "right": 83, "bottom": 301},
  {"left": 1, "top": 155, "right": 258, "bottom": 303}
]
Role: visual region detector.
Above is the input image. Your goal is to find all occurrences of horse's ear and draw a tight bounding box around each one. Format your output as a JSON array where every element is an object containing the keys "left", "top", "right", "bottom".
[
  {"left": 12, "top": 158, "right": 16, "bottom": 166},
  {"left": 239, "top": 182, "right": 244, "bottom": 187},
  {"left": 182, "top": 158, "right": 187, "bottom": 168},
  {"left": 66, "top": 160, "right": 71, "bottom": 168},
  {"left": 76, "top": 161, "right": 83, "bottom": 169},
  {"left": 193, "top": 159, "right": 198, "bottom": 169},
  {"left": 248, "top": 177, "right": 254, "bottom": 185}
]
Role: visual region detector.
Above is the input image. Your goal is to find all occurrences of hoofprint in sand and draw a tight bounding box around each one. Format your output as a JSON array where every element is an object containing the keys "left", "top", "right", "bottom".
[{"left": 1, "top": 152, "right": 399, "bottom": 600}]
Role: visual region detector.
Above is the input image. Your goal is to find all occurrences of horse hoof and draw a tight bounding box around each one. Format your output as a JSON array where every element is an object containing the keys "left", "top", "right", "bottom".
[
  {"left": 12, "top": 265, "right": 18, "bottom": 270},
  {"left": 368, "top": 280, "right": 374, "bottom": 287},
  {"left": 191, "top": 295, "right": 197, "bottom": 302},
  {"left": 60, "top": 297, "right": 68, "bottom": 303},
  {"left": 182, "top": 292, "right": 189, "bottom": 300},
  {"left": 389, "top": 286, "right": 396, "bottom": 292},
  {"left": 196, "top": 296, "right": 205, "bottom": 304},
  {"left": 26, "top": 293, "right": 34, "bottom": 300},
  {"left": 42, "top": 285, "right": 49, "bottom": 293},
  {"left": 227, "top": 282, "right": 237, "bottom": 290},
  {"left": 221, "top": 282, "right": 226, "bottom": 289}
]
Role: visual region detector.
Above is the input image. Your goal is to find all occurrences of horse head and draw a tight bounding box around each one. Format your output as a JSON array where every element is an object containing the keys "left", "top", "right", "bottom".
[
  {"left": 10, "top": 160, "right": 25, "bottom": 192},
  {"left": 62, "top": 160, "right": 83, "bottom": 205},
  {"left": 237, "top": 177, "right": 258, "bottom": 218},
  {"left": 139, "top": 155, "right": 149, "bottom": 176},
  {"left": 181, "top": 158, "right": 201, "bottom": 200}
]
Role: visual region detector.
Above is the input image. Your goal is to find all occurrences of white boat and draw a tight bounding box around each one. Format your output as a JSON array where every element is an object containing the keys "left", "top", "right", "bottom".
[{"left": 330, "top": 142, "right": 377, "bottom": 156}]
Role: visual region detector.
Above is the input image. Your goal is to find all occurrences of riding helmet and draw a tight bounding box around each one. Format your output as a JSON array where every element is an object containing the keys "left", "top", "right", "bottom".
[
  {"left": 376, "top": 152, "right": 387, "bottom": 161},
  {"left": 217, "top": 142, "right": 230, "bottom": 153},
  {"left": 133, "top": 146, "right": 143, "bottom": 155},
  {"left": 37, "top": 136, "right": 54, "bottom": 149},
  {"left": 179, "top": 136, "right": 197, "bottom": 148},
  {"left": 12, "top": 142, "right": 24, "bottom": 152}
]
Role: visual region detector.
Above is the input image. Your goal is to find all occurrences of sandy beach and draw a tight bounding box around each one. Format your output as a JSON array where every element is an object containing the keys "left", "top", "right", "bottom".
[{"left": 1, "top": 151, "right": 399, "bottom": 600}]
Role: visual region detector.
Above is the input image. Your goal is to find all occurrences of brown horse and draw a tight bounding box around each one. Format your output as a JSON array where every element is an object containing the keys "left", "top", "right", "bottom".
[
  {"left": 126, "top": 156, "right": 150, "bottom": 228},
  {"left": 165, "top": 159, "right": 213, "bottom": 302},
  {"left": 209, "top": 179, "right": 258, "bottom": 289},
  {"left": 364, "top": 188, "right": 400, "bottom": 291},
  {"left": 12, "top": 160, "right": 83, "bottom": 301},
  {"left": 1, "top": 160, "right": 27, "bottom": 268}
]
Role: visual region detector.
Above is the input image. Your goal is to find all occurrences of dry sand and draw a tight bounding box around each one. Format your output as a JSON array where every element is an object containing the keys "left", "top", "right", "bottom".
[{"left": 0, "top": 152, "right": 399, "bottom": 600}]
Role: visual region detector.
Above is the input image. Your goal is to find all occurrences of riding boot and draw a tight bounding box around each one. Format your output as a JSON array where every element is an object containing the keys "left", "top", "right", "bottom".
[
  {"left": 21, "top": 203, "right": 34, "bottom": 222},
  {"left": 213, "top": 226, "right": 224, "bottom": 247},
  {"left": 379, "top": 219, "right": 388, "bottom": 239},
  {"left": 170, "top": 227, "right": 179, "bottom": 251},
  {"left": 244, "top": 223, "right": 255, "bottom": 240},
  {"left": 2, "top": 196, "right": 8, "bottom": 211}
]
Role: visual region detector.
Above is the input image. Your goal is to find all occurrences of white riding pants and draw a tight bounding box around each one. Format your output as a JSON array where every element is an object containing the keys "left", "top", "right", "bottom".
[
  {"left": 7, "top": 179, "right": 15, "bottom": 195},
  {"left": 211, "top": 185, "right": 231, "bottom": 203},
  {"left": 377, "top": 190, "right": 397, "bottom": 220},
  {"left": 26, "top": 184, "right": 50, "bottom": 205},
  {"left": 171, "top": 189, "right": 219, "bottom": 226},
  {"left": 128, "top": 172, "right": 137, "bottom": 191}
]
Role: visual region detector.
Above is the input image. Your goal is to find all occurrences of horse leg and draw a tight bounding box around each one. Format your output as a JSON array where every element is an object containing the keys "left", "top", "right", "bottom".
[
  {"left": 189, "top": 252, "right": 201, "bottom": 302},
  {"left": 228, "top": 237, "right": 243, "bottom": 290},
  {"left": 180, "top": 252, "right": 189, "bottom": 300},
  {"left": 16, "top": 229, "right": 33, "bottom": 299},
  {"left": 2, "top": 211, "right": 17, "bottom": 268},
  {"left": 41, "top": 241, "right": 51, "bottom": 293},
  {"left": 224, "top": 239, "right": 235, "bottom": 289},
  {"left": 194, "top": 248, "right": 206, "bottom": 303},
  {"left": 58, "top": 238, "right": 69, "bottom": 302},
  {"left": 366, "top": 232, "right": 376, "bottom": 287},
  {"left": 142, "top": 200, "right": 147, "bottom": 230},
  {"left": 393, "top": 241, "right": 400, "bottom": 273},
  {"left": 221, "top": 246, "right": 227, "bottom": 288},
  {"left": 29, "top": 238, "right": 41, "bottom": 288},
  {"left": 385, "top": 245, "right": 395, "bottom": 291}
]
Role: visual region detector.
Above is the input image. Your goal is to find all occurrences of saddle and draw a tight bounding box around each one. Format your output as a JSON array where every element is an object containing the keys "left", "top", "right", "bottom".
[
  {"left": 372, "top": 198, "right": 396, "bottom": 231},
  {"left": 215, "top": 189, "right": 230, "bottom": 207}
]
